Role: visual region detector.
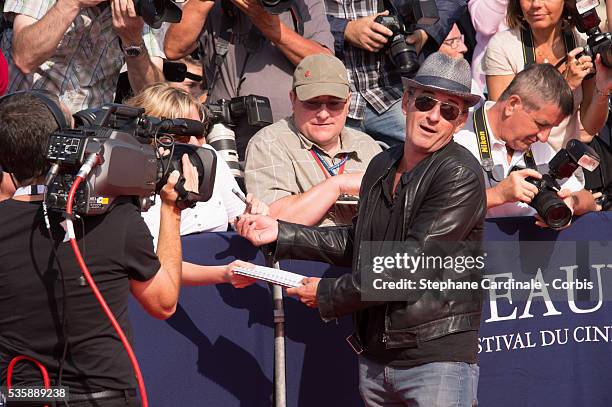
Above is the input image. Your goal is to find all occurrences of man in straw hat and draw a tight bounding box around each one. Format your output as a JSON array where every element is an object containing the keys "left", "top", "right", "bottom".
[{"left": 236, "top": 52, "right": 487, "bottom": 406}]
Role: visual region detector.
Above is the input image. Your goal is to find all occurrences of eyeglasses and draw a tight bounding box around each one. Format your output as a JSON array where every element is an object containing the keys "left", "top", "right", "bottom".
[
  {"left": 413, "top": 95, "right": 463, "bottom": 121},
  {"left": 302, "top": 99, "right": 348, "bottom": 112},
  {"left": 442, "top": 34, "right": 465, "bottom": 50}
]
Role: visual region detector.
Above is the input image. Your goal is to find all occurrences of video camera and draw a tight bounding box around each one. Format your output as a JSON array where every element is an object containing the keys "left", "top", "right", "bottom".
[
  {"left": 374, "top": 0, "right": 439, "bottom": 78},
  {"left": 510, "top": 139, "right": 600, "bottom": 229},
  {"left": 204, "top": 95, "right": 273, "bottom": 178},
  {"left": 572, "top": 0, "right": 612, "bottom": 68},
  {"left": 45, "top": 104, "right": 217, "bottom": 215}
]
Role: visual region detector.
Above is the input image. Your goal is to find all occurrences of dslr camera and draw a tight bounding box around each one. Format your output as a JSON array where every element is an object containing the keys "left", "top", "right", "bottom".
[
  {"left": 204, "top": 95, "right": 273, "bottom": 178},
  {"left": 46, "top": 104, "right": 217, "bottom": 215},
  {"left": 510, "top": 139, "right": 600, "bottom": 229},
  {"left": 374, "top": 0, "right": 439, "bottom": 78},
  {"left": 572, "top": 0, "right": 612, "bottom": 68},
  {"left": 134, "top": 0, "right": 182, "bottom": 29}
]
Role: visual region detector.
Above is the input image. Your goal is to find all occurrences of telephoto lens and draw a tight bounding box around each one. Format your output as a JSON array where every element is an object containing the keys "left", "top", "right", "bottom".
[{"left": 206, "top": 123, "right": 242, "bottom": 179}]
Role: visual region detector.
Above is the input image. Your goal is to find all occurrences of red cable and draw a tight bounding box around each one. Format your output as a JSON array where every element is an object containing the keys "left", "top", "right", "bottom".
[
  {"left": 7, "top": 356, "right": 50, "bottom": 407},
  {"left": 67, "top": 171, "right": 149, "bottom": 407}
]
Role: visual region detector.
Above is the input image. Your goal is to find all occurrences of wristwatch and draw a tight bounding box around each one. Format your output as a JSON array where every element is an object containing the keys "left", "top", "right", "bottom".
[{"left": 120, "top": 41, "right": 146, "bottom": 58}]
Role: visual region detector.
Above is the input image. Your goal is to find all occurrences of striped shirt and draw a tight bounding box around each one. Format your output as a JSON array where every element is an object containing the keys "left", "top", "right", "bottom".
[
  {"left": 326, "top": 0, "right": 403, "bottom": 120},
  {"left": 1, "top": 0, "right": 164, "bottom": 112}
]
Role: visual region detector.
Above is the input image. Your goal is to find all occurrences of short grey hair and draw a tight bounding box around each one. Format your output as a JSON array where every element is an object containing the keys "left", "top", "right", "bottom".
[{"left": 498, "top": 64, "right": 574, "bottom": 117}]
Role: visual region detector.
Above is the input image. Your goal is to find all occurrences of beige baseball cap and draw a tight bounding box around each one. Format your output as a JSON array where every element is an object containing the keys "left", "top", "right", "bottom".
[{"left": 292, "top": 54, "right": 350, "bottom": 101}]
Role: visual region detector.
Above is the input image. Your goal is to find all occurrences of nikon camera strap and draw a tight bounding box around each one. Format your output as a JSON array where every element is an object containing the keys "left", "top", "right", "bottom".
[
  {"left": 473, "top": 105, "right": 536, "bottom": 183},
  {"left": 473, "top": 105, "right": 495, "bottom": 177},
  {"left": 520, "top": 26, "right": 577, "bottom": 67}
]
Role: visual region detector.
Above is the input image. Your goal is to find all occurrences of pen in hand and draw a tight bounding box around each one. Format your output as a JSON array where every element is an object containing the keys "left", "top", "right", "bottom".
[{"left": 232, "top": 188, "right": 248, "bottom": 205}]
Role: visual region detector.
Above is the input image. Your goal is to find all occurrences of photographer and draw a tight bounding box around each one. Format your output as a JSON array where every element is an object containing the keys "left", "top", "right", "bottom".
[
  {"left": 330, "top": 0, "right": 469, "bottom": 146},
  {"left": 484, "top": 0, "right": 612, "bottom": 151},
  {"left": 0, "top": 0, "right": 165, "bottom": 112},
  {"left": 455, "top": 64, "right": 601, "bottom": 227},
  {"left": 0, "top": 91, "right": 195, "bottom": 405},
  {"left": 163, "top": 0, "right": 334, "bottom": 159}
]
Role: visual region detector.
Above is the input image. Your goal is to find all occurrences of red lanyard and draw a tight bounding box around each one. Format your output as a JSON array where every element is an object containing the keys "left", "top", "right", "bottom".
[{"left": 309, "top": 148, "right": 348, "bottom": 178}]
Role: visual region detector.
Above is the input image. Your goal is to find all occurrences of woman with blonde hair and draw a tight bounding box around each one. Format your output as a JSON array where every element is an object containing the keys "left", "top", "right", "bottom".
[
  {"left": 126, "top": 82, "right": 266, "bottom": 288},
  {"left": 484, "top": 0, "right": 612, "bottom": 151}
]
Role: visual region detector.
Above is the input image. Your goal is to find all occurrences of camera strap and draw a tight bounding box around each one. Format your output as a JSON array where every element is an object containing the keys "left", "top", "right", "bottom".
[
  {"left": 520, "top": 26, "right": 577, "bottom": 67},
  {"left": 522, "top": 148, "right": 537, "bottom": 170},
  {"left": 208, "top": 0, "right": 235, "bottom": 96},
  {"left": 473, "top": 105, "right": 494, "bottom": 174},
  {"left": 310, "top": 147, "right": 348, "bottom": 177},
  {"left": 174, "top": 178, "right": 201, "bottom": 210}
]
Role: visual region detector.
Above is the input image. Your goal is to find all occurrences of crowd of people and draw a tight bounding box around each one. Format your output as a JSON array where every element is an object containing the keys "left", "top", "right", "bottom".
[{"left": 1, "top": 0, "right": 611, "bottom": 406}]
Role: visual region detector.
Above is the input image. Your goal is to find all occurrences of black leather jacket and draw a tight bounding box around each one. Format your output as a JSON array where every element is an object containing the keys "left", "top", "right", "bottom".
[{"left": 273, "top": 142, "right": 486, "bottom": 349}]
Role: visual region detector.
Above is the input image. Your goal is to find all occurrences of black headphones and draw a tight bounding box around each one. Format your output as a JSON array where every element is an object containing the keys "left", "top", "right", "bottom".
[{"left": 0, "top": 90, "right": 70, "bottom": 129}]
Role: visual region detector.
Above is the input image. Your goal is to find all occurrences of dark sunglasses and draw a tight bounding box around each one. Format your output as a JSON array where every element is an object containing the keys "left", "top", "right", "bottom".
[{"left": 413, "top": 95, "right": 462, "bottom": 122}]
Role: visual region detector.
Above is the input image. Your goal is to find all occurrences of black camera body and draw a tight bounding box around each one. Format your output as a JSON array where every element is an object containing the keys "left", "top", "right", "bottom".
[
  {"left": 46, "top": 104, "right": 217, "bottom": 215},
  {"left": 206, "top": 95, "right": 273, "bottom": 128},
  {"left": 374, "top": 0, "right": 439, "bottom": 78},
  {"left": 510, "top": 139, "right": 600, "bottom": 229},
  {"left": 204, "top": 95, "right": 273, "bottom": 178},
  {"left": 134, "top": 0, "right": 182, "bottom": 29},
  {"left": 573, "top": 0, "right": 612, "bottom": 68}
]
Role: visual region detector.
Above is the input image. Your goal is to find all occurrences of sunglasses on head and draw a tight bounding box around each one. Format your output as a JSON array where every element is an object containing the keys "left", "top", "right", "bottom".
[{"left": 413, "top": 94, "right": 462, "bottom": 122}]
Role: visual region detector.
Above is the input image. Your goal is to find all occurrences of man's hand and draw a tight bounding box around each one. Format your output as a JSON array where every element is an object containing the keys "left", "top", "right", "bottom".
[
  {"left": 235, "top": 213, "right": 279, "bottom": 246},
  {"left": 405, "top": 29, "right": 428, "bottom": 54},
  {"left": 344, "top": 11, "right": 394, "bottom": 52},
  {"left": 111, "top": 0, "right": 145, "bottom": 44},
  {"left": 230, "top": 0, "right": 270, "bottom": 24},
  {"left": 159, "top": 154, "right": 199, "bottom": 208},
  {"left": 244, "top": 193, "right": 270, "bottom": 216},
  {"left": 224, "top": 260, "right": 258, "bottom": 288},
  {"left": 335, "top": 172, "right": 364, "bottom": 197},
  {"left": 490, "top": 169, "right": 541, "bottom": 206},
  {"left": 286, "top": 277, "right": 321, "bottom": 308}
]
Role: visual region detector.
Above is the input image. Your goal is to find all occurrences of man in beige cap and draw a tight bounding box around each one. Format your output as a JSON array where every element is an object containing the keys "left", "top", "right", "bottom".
[{"left": 244, "top": 54, "right": 381, "bottom": 226}]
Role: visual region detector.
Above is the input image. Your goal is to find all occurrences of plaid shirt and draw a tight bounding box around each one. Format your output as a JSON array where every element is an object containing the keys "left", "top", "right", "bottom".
[
  {"left": 1, "top": 0, "right": 163, "bottom": 112},
  {"left": 244, "top": 117, "right": 382, "bottom": 226},
  {"left": 326, "top": 0, "right": 403, "bottom": 120}
]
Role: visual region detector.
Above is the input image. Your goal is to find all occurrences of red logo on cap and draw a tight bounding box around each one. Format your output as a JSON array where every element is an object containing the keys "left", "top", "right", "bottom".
[{"left": 304, "top": 70, "right": 311, "bottom": 78}]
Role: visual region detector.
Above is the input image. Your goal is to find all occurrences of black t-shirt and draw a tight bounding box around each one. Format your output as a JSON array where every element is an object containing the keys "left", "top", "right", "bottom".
[
  {"left": 0, "top": 199, "right": 160, "bottom": 392},
  {"left": 362, "top": 161, "right": 478, "bottom": 367}
]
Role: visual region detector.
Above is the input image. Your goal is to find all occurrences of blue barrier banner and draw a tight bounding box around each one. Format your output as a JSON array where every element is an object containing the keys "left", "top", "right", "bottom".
[{"left": 129, "top": 213, "right": 612, "bottom": 407}]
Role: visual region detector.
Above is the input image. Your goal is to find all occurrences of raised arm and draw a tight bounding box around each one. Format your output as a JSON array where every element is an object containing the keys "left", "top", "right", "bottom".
[
  {"left": 269, "top": 172, "right": 362, "bottom": 226},
  {"left": 230, "top": 0, "right": 331, "bottom": 66},
  {"left": 164, "top": 0, "right": 215, "bottom": 60},
  {"left": 11, "top": 0, "right": 105, "bottom": 74}
]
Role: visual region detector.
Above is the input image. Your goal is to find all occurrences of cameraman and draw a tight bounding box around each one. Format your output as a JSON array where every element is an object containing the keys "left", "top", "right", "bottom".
[
  {"left": 163, "top": 0, "right": 334, "bottom": 159},
  {"left": 454, "top": 64, "right": 600, "bottom": 226},
  {"left": 329, "top": 0, "right": 470, "bottom": 146},
  {"left": 0, "top": 91, "right": 195, "bottom": 405},
  {"left": 1, "top": 0, "right": 165, "bottom": 112}
]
